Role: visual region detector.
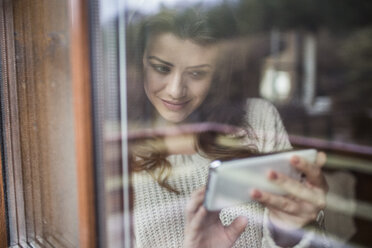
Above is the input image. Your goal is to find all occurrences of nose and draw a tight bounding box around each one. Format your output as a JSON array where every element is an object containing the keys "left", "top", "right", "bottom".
[{"left": 166, "top": 71, "right": 186, "bottom": 99}]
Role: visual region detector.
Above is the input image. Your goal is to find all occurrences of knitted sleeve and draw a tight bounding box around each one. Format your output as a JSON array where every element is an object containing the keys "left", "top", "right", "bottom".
[
  {"left": 245, "top": 98, "right": 292, "bottom": 153},
  {"left": 244, "top": 99, "right": 327, "bottom": 248}
]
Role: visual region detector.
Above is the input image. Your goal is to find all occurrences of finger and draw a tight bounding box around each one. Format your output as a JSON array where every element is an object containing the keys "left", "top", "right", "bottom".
[
  {"left": 267, "top": 170, "right": 326, "bottom": 209},
  {"left": 290, "top": 155, "right": 325, "bottom": 187},
  {"left": 189, "top": 205, "right": 209, "bottom": 229},
  {"left": 224, "top": 216, "right": 248, "bottom": 242},
  {"left": 268, "top": 210, "right": 308, "bottom": 230},
  {"left": 314, "top": 152, "right": 329, "bottom": 191},
  {"left": 315, "top": 151, "right": 327, "bottom": 167},
  {"left": 251, "top": 189, "right": 303, "bottom": 215},
  {"left": 254, "top": 189, "right": 321, "bottom": 229},
  {"left": 186, "top": 188, "right": 205, "bottom": 217}
]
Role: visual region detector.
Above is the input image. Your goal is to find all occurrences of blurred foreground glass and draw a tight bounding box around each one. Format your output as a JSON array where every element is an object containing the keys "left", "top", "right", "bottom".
[{"left": 92, "top": 0, "right": 372, "bottom": 247}]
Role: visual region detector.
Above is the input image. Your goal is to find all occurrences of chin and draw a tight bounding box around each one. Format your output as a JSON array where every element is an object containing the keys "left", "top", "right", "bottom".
[
  {"left": 161, "top": 111, "right": 189, "bottom": 124},
  {"left": 164, "top": 115, "right": 186, "bottom": 124}
]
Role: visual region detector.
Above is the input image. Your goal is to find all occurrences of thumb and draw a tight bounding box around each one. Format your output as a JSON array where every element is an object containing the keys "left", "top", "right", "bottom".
[{"left": 225, "top": 216, "right": 248, "bottom": 241}]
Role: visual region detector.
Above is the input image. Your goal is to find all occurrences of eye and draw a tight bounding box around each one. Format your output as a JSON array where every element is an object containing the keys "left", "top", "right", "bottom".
[
  {"left": 188, "top": 70, "right": 208, "bottom": 80},
  {"left": 150, "top": 63, "right": 171, "bottom": 74}
]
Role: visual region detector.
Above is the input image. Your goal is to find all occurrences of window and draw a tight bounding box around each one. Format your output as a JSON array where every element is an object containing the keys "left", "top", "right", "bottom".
[{"left": 1, "top": 0, "right": 372, "bottom": 248}]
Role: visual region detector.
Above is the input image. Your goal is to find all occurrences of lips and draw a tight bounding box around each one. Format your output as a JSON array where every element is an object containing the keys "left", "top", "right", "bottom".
[{"left": 161, "top": 99, "right": 190, "bottom": 111}]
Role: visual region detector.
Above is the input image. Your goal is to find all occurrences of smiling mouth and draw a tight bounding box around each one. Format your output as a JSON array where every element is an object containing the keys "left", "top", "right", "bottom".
[{"left": 161, "top": 99, "right": 190, "bottom": 111}]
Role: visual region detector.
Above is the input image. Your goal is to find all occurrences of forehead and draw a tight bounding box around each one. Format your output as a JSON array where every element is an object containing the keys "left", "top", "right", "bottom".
[{"left": 145, "top": 33, "right": 219, "bottom": 66}]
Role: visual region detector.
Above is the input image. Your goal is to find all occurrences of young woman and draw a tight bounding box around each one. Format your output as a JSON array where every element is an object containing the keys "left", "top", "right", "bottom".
[{"left": 128, "top": 9, "right": 328, "bottom": 248}]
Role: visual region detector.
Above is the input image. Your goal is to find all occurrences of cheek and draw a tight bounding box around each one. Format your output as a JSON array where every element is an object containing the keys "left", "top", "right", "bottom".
[
  {"left": 193, "top": 78, "right": 212, "bottom": 100},
  {"left": 144, "top": 69, "right": 164, "bottom": 93}
]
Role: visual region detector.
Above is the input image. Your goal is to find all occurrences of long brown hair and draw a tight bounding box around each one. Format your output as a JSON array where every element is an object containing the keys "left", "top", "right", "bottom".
[{"left": 127, "top": 8, "right": 259, "bottom": 193}]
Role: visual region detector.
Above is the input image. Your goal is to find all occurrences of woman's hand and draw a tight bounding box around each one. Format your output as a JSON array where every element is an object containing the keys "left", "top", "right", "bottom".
[
  {"left": 184, "top": 188, "right": 248, "bottom": 248},
  {"left": 250, "top": 152, "right": 328, "bottom": 230}
]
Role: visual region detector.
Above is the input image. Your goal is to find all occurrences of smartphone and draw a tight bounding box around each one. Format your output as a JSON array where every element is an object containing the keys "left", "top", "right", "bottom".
[{"left": 203, "top": 149, "right": 317, "bottom": 211}]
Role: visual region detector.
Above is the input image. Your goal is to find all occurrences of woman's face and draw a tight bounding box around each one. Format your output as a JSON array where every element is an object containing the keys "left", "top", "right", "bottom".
[{"left": 143, "top": 33, "right": 219, "bottom": 123}]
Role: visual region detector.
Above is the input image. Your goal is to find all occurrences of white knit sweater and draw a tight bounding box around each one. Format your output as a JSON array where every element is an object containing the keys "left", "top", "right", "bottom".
[{"left": 132, "top": 98, "right": 316, "bottom": 248}]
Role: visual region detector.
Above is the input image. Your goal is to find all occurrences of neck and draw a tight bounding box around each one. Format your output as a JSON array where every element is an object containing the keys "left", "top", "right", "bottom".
[
  {"left": 164, "top": 134, "right": 196, "bottom": 155},
  {"left": 153, "top": 112, "right": 178, "bottom": 128},
  {"left": 153, "top": 114, "right": 197, "bottom": 155}
]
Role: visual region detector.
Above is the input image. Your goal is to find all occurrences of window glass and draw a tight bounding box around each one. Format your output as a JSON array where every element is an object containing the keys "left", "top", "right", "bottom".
[{"left": 105, "top": 0, "right": 372, "bottom": 247}]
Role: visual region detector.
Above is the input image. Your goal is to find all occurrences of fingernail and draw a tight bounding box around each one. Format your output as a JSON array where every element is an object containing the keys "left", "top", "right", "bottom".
[
  {"left": 268, "top": 171, "right": 278, "bottom": 180},
  {"left": 251, "top": 189, "right": 262, "bottom": 199},
  {"left": 240, "top": 216, "right": 249, "bottom": 226},
  {"left": 291, "top": 156, "right": 299, "bottom": 165}
]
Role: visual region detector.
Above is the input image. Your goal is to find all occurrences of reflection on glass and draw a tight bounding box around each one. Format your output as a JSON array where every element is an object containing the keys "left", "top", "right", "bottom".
[
  {"left": 125, "top": 4, "right": 326, "bottom": 248},
  {"left": 118, "top": 1, "right": 372, "bottom": 247}
]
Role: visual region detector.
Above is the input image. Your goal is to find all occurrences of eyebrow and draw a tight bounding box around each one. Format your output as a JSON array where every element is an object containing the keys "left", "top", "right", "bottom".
[
  {"left": 187, "top": 64, "right": 212, "bottom": 70},
  {"left": 147, "top": 56, "right": 173, "bottom": 67},
  {"left": 147, "top": 55, "right": 212, "bottom": 69}
]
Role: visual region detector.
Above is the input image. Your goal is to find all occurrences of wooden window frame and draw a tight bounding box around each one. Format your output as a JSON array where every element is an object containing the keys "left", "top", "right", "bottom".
[{"left": 0, "top": 0, "right": 97, "bottom": 247}]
